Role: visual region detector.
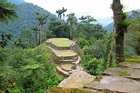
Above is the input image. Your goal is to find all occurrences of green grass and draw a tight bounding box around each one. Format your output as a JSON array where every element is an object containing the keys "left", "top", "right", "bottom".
[
  {"left": 56, "top": 51, "right": 77, "bottom": 57},
  {"left": 49, "top": 38, "right": 72, "bottom": 47}
]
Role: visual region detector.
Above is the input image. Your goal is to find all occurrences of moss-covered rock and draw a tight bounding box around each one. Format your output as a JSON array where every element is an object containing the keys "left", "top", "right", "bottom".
[
  {"left": 118, "top": 71, "right": 131, "bottom": 77},
  {"left": 118, "top": 56, "right": 140, "bottom": 66},
  {"left": 47, "top": 87, "right": 92, "bottom": 93}
]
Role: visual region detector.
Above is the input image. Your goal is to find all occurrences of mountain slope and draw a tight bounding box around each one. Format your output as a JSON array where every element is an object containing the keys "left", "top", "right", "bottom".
[
  {"left": 0, "top": 3, "right": 57, "bottom": 37},
  {"left": 7, "top": 0, "right": 25, "bottom": 5},
  {"left": 104, "top": 9, "right": 140, "bottom": 33},
  {"left": 104, "top": 22, "right": 114, "bottom": 33}
]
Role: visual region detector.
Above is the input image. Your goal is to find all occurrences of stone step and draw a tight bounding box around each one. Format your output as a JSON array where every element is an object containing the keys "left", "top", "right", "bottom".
[
  {"left": 60, "top": 63, "right": 74, "bottom": 71},
  {"left": 59, "top": 56, "right": 81, "bottom": 64},
  {"left": 118, "top": 62, "right": 140, "bottom": 69},
  {"left": 118, "top": 56, "right": 140, "bottom": 69},
  {"left": 47, "top": 45, "right": 78, "bottom": 62},
  {"left": 59, "top": 56, "right": 78, "bottom": 63},
  {"left": 56, "top": 65, "right": 70, "bottom": 77},
  {"left": 85, "top": 76, "right": 140, "bottom": 93},
  {"left": 72, "top": 56, "right": 81, "bottom": 64},
  {"left": 59, "top": 59, "right": 77, "bottom": 63},
  {"left": 103, "top": 67, "right": 140, "bottom": 81},
  {"left": 47, "top": 42, "right": 71, "bottom": 50},
  {"left": 52, "top": 50, "right": 77, "bottom": 59}
]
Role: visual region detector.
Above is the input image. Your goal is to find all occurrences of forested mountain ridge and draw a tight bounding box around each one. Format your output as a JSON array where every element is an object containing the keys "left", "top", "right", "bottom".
[
  {"left": 0, "top": 3, "right": 57, "bottom": 37},
  {"left": 7, "top": 0, "right": 25, "bottom": 5}
]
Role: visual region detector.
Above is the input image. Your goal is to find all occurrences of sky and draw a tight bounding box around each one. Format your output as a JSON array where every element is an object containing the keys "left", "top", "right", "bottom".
[{"left": 24, "top": 0, "right": 140, "bottom": 26}]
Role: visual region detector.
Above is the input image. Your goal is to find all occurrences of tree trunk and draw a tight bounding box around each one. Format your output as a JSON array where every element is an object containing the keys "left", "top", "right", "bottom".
[
  {"left": 35, "top": 31, "right": 38, "bottom": 45},
  {"left": 70, "top": 26, "right": 73, "bottom": 40},
  {"left": 112, "top": 0, "right": 125, "bottom": 64}
]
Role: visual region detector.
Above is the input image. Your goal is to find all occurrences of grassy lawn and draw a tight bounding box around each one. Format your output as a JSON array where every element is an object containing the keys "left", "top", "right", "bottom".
[{"left": 49, "top": 38, "right": 72, "bottom": 47}]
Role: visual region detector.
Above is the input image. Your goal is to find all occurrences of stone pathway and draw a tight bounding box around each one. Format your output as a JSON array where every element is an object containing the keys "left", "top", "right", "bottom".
[
  {"left": 85, "top": 76, "right": 140, "bottom": 93},
  {"left": 85, "top": 56, "right": 140, "bottom": 93}
]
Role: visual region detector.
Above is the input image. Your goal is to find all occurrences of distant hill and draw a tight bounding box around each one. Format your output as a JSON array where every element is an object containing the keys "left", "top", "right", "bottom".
[
  {"left": 104, "top": 9, "right": 140, "bottom": 33},
  {"left": 97, "top": 17, "right": 113, "bottom": 27},
  {"left": 104, "top": 22, "right": 114, "bottom": 33},
  {"left": 7, "top": 0, "right": 25, "bottom": 5},
  {"left": 0, "top": 3, "right": 58, "bottom": 37}
]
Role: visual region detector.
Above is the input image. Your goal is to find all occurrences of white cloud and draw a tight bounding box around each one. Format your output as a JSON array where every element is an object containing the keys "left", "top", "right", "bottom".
[
  {"left": 25, "top": 0, "right": 140, "bottom": 18},
  {"left": 25, "top": 0, "right": 140, "bottom": 25},
  {"left": 25, "top": 0, "right": 113, "bottom": 18}
]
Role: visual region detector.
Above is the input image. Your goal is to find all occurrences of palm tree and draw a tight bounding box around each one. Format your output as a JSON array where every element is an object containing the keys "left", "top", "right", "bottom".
[
  {"left": 79, "top": 15, "right": 87, "bottom": 24},
  {"left": 67, "top": 13, "right": 77, "bottom": 40},
  {"left": 35, "top": 11, "right": 49, "bottom": 44},
  {"left": 56, "top": 9, "right": 63, "bottom": 19},
  {"left": 61, "top": 7, "right": 67, "bottom": 20}
]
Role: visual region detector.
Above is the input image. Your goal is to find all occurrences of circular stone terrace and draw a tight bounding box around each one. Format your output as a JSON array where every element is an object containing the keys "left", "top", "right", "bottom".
[
  {"left": 47, "top": 38, "right": 77, "bottom": 57},
  {"left": 47, "top": 38, "right": 74, "bottom": 47}
]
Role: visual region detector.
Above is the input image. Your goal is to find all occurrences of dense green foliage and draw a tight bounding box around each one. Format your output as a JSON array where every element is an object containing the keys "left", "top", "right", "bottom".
[
  {"left": 125, "top": 10, "right": 140, "bottom": 55},
  {"left": 0, "top": 43, "right": 63, "bottom": 92},
  {"left": 0, "top": 0, "right": 17, "bottom": 48},
  {"left": 0, "top": 0, "right": 17, "bottom": 24},
  {"left": 1, "top": 0, "right": 140, "bottom": 92},
  {"left": 0, "top": 3, "right": 57, "bottom": 36}
]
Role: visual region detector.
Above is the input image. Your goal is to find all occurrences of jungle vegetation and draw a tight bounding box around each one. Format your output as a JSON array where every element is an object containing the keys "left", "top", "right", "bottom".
[{"left": 0, "top": 0, "right": 140, "bottom": 92}]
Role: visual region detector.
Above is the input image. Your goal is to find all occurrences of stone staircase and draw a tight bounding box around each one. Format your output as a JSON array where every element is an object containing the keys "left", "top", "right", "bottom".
[
  {"left": 46, "top": 38, "right": 95, "bottom": 89},
  {"left": 46, "top": 38, "right": 82, "bottom": 77}
]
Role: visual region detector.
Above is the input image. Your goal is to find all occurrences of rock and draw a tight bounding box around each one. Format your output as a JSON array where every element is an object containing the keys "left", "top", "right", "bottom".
[
  {"left": 103, "top": 67, "right": 126, "bottom": 76},
  {"left": 85, "top": 76, "right": 140, "bottom": 93},
  {"left": 58, "top": 70, "right": 95, "bottom": 88},
  {"left": 103, "top": 67, "right": 140, "bottom": 81},
  {"left": 47, "top": 87, "right": 93, "bottom": 93},
  {"left": 118, "top": 62, "right": 140, "bottom": 69}
]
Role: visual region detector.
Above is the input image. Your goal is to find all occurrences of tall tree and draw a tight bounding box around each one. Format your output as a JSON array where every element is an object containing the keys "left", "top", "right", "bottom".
[
  {"left": 56, "top": 9, "right": 63, "bottom": 19},
  {"left": 56, "top": 7, "right": 67, "bottom": 20},
  {"left": 36, "top": 11, "right": 49, "bottom": 44},
  {"left": 32, "top": 11, "right": 49, "bottom": 45},
  {"left": 32, "top": 25, "right": 40, "bottom": 45},
  {"left": 61, "top": 7, "right": 67, "bottom": 20},
  {"left": 112, "top": 0, "right": 130, "bottom": 64},
  {"left": 67, "top": 13, "right": 77, "bottom": 40}
]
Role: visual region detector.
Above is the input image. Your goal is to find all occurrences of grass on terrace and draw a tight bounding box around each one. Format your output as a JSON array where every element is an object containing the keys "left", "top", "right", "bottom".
[
  {"left": 48, "top": 38, "right": 72, "bottom": 47},
  {"left": 55, "top": 50, "right": 77, "bottom": 57}
]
